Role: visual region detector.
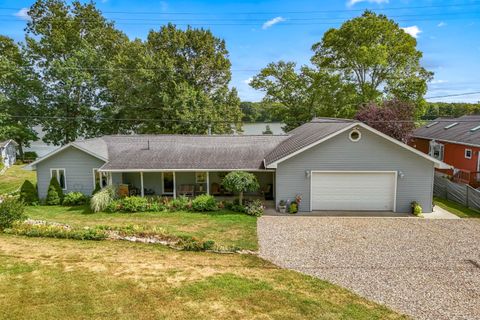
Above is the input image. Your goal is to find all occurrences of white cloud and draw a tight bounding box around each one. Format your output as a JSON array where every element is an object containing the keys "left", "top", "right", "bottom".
[
  {"left": 437, "top": 22, "right": 446, "bottom": 27},
  {"left": 243, "top": 77, "right": 253, "bottom": 85},
  {"left": 347, "top": 0, "right": 388, "bottom": 7},
  {"left": 402, "top": 26, "right": 421, "bottom": 38},
  {"left": 14, "top": 8, "right": 30, "bottom": 21},
  {"left": 431, "top": 79, "right": 448, "bottom": 84},
  {"left": 262, "top": 17, "right": 286, "bottom": 30}
]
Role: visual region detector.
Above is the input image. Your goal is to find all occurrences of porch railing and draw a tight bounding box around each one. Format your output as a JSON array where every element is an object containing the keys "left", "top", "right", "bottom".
[{"left": 452, "top": 169, "right": 480, "bottom": 188}]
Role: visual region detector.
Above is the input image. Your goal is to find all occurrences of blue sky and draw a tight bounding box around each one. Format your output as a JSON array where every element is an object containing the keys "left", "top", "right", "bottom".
[{"left": 2, "top": 0, "right": 480, "bottom": 103}]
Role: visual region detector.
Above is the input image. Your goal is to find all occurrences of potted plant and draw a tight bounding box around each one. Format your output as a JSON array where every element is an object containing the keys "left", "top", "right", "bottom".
[
  {"left": 411, "top": 201, "right": 423, "bottom": 216},
  {"left": 278, "top": 200, "right": 287, "bottom": 213},
  {"left": 289, "top": 202, "right": 298, "bottom": 214}
]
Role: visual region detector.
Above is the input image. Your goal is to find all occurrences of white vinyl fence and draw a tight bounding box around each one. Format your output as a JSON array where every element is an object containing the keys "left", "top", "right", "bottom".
[{"left": 434, "top": 174, "right": 480, "bottom": 211}]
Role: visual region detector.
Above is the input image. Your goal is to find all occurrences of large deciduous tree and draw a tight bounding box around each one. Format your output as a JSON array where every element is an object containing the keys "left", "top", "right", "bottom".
[
  {"left": 25, "top": 0, "right": 128, "bottom": 145},
  {"left": 251, "top": 11, "right": 432, "bottom": 131},
  {"left": 354, "top": 99, "right": 416, "bottom": 142},
  {"left": 0, "top": 36, "right": 40, "bottom": 157},
  {"left": 106, "top": 24, "right": 242, "bottom": 135}
]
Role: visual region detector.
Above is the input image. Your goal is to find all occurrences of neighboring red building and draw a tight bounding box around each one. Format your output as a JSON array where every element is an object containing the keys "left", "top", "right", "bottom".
[{"left": 410, "top": 115, "right": 480, "bottom": 187}]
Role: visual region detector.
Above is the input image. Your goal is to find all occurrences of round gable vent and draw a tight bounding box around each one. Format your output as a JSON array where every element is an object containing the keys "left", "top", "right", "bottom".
[{"left": 349, "top": 129, "right": 361, "bottom": 142}]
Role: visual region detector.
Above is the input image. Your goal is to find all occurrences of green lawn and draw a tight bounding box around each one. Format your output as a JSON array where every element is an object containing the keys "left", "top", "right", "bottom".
[
  {"left": 434, "top": 197, "right": 480, "bottom": 218},
  {"left": 25, "top": 205, "right": 258, "bottom": 250},
  {"left": 0, "top": 164, "right": 36, "bottom": 194},
  {"left": 0, "top": 235, "right": 405, "bottom": 320}
]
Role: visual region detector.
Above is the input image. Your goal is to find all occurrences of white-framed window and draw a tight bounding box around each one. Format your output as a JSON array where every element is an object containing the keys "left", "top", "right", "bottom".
[
  {"left": 429, "top": 141, "right": 444, "bottom": 161},
  {"left": 92, "top": 169, "right": 108, "bottom": 188},
  {"left": 349, "top": 129, "right": 361, "bottom": 142},
  {"left": 465, "top": 149, "right": 472, "bottom": 159},
  {"left": 50, "top": 168, "right": 67, "bottom": 190}
]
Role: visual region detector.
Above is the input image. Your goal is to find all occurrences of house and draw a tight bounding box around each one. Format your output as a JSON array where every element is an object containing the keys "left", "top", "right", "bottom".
[
  {"left": 27, "top": 118, "right": 448, "bottom": 213},
  {"left": 409, "top": 115, "right": 480, "bottom": 187},
  {"left": 0, "top": 139, "right": 18, "bottom": 168}
]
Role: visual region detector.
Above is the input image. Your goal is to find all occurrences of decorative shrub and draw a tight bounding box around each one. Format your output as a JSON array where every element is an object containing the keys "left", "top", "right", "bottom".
[
  {"left": 191, "top": 194, "right": 217, "bottom": 212},
  {"left": 121, "top": 196, "right": 148, "bottom": 212},
  {"left": 19, "top": 180, "right": 39, "bottom": 205},
  {"left": 221, "top": 171, "right": 259, "bottom": 205},
  {"left": 63, "top": 192, "right": 88, "bottom": 206},
  {"left": 90, "top": 185, "right": 117, "bottom": 212},
  {"left": 245, "top": 199, "right": 264, "bottom": 217},
  {"left": 169, "top": 195, "right": 191, "bottom": 211},
  {"left": 46, "top": 176, "right": 64, "bottom": 205},
  {"left": 411, "top": 201, "right": 423, "bottom": 216},
  {"left": 0, "top": 196, "right": 26, "bottom": 230},
  {"left": 92, "top": 182, "right": 101, "bottom": 195},
  {"left": 23, "top": 151, "right": 38, "bottom": 161},
  {"left": 5, "top": 222, "right": 107, "bottom": 241},
  {"left": 224, "top": 200, "right": 246, "bottom": 213},
  {"left": 289, "top": 202, "right": 298, "bottom": 214}
]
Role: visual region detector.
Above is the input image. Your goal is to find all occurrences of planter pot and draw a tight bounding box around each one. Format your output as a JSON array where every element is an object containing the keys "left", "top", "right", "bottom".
[{"left": 279, "top": 206, "right": 286, "bottom": 214}]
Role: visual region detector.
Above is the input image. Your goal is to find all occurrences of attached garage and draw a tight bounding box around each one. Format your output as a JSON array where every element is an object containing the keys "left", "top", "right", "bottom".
[{"left": 310, "top": 171, "right": 396, "bottom": 211}]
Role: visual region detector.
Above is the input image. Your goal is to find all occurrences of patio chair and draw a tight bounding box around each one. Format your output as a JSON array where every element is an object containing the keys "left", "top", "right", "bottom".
[
  {"left": 211, "top": 182, "right": 221, "bottom": 196},
  {"left": 178, "top": 184, "right": 194, "bottom": 197}
]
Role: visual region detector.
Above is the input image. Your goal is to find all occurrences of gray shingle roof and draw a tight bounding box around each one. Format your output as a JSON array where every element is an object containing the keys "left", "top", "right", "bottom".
[
  {"left": 412, "top": 115, "right": 480, "bottom": 147},
  {"left": 72, "top": 138, "right": 109, "bottom": 160},
  {"left": 264, "top": 118, "right": 356, "bottom": 165},
  {"left": 99, "top": 134, "right": 289, "bottom": 170}
]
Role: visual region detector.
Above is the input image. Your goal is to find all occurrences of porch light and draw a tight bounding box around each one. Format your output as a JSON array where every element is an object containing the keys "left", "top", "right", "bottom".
[
  {"left": 305, "top": 170, "right": 311, "bottom": 178},
  {"left": 398, "top": 171, "right": 405, "bottom": 179}
]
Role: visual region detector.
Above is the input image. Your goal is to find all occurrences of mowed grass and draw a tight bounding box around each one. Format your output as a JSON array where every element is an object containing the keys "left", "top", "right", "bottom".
[
  {"left": 0, "top": 234, "right": 405, "bottom": 320},
  {"left": 0, "top": 164, "right": 36, "bottom": 194},
  {"left": 434, "top": 197, "right": 480, "bottom": 218},
  {"left": 25, "top": 205, "right": 258, "bottom": 250}
]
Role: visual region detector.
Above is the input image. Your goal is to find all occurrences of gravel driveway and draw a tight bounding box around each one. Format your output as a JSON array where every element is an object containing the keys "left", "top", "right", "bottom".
[{"left": 258, "top": 216, "right": 480, "bottom": 320}]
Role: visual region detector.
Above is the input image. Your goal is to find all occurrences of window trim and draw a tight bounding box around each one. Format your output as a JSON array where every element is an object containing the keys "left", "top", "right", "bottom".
[
  {"left": 429, "top": 141, "right": 445, "bottom": 161},
  {"left": 93, "top": 168, "right": 109, "bottom": 189},
  {"left": 465, "top": 149, "right": 472, "bottom": 159},
  {"left": 50, "top": 168, "right": 67, "bottom": 191},
  {"left": 349, "top": 129, "right": 361, "bottom": 142}
]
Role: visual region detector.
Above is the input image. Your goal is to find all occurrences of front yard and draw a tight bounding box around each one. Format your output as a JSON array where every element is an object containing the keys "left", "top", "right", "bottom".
[
  {"left": 25, "top": 205, "right": 258, "bottom": 250},
  {"left": 0, "top": 234, "right": 404, "bottom": 319}
]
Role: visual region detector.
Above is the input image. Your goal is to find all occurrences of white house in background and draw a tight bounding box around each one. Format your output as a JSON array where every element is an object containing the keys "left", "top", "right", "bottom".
[{"left": 0, "top": 140, "right": 18, "bottom": 168}]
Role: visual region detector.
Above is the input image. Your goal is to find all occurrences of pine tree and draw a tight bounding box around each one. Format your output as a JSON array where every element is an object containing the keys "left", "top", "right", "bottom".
[
  {"left": 20, "top": 180, "right": 38, "bottom": 205},
  {"left": 46, "top": 176, "right": 63, "bottom": 205}
]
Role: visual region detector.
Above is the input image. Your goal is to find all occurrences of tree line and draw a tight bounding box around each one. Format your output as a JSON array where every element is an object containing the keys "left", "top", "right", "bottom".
[{"left": 1, "top": 2, "right": 478, "bottom": 156}]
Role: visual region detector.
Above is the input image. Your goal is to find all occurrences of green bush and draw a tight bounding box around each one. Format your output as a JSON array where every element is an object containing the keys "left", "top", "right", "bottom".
[
  {"left": 90, "top": 186, "right": 116, "bottom": 212},
  {"left": 191, "top": 194, "right": 217, "bottom": 212},
  {"left": 0, "top": 197, "right": 26, "bottom": 230},
  {"left": 245, "top": 199, "right": 264, "bottom": 217},
  {"left": 224, "top": 200, "right": 246, "bottom": 213},
  {"left": 46, "top": 176, "right": 64, "bottom": 205},
  {"left": 289, "top": 203, "right": 298, "bottom": 214},
  {"left": 169, "top": 195, "right": 191, "bottom": 211},
  {"left": 411, "top": 201, "right": 423, "bottom": 216},
  {"left": 92, "top": 182, "right": 101, "bottom": 195},
  {"left": 5, "top": 222, "right": 107, "bottom": 241},
  {"left": 19, "top": 180, "right": 38, "bottom": 205},
  {"left": 63, "top": 192, "right": 88, "bottom": 206},
  {"left": 23, "top": 151, "right": 38, "bottom": 161},
  {"left": 121, "top": 196, "right": 148, "bottom": 212}
]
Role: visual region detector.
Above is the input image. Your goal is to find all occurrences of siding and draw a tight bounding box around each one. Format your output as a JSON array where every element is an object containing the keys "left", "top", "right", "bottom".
[
  {"left": 276, "top": 128, "right": 435, "bottom": 213},
  {"left": 36, "top": 146, "right": 106, "bottom": 199}
]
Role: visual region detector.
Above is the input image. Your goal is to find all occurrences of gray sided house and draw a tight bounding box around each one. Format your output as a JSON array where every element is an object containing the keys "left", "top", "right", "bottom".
[
  {"left": 0, "top": 140, "right": 18, "bottom": 168},
  {"left": 28, "top": 119, "right": 449, "bottom": 213}
]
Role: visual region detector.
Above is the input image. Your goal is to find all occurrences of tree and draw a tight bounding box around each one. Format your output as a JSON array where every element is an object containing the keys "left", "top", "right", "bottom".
[
  {"left": 46, "top": 176, "right": 64, "bottom": 205},
  {"left": 25, "top": 0, "right": 128, "bottom": 145},
  {"left": 250, "top": 62, "right": 357, "bottom": 131},
  {"left": 422, "top": 102, "right": 480, "bottom": 119},
  {"left": 311, "top": 11, "right": 432, "bottom": 105},
  {"left": 355, "top": 99, "right": 416, "bottom": 142},
  {"left": 106, "top": 24, "right": 243, "bottom": 135},
  {"left": 0, "top": 36, "right": 40, "bottom": 157},
  {"left": 221, "top": 171, "right": 259, "bottom": 205},
  {"left": 20, "top": 180, "right": 39, "bottom": 205}
]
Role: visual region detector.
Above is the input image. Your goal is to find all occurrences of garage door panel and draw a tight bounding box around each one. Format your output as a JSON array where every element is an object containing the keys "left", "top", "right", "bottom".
[{"left": 311, "top": 172, "right": 395, "bottom": 211}]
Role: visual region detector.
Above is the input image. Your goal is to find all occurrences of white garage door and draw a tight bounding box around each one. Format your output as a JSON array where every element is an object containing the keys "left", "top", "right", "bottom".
[{"left": 311, "top": 171, "right": 396, "bottom": 211}]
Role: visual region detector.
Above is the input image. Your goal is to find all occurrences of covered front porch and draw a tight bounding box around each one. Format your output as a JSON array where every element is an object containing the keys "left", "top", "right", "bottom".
[{"left": 104, "top": 170, "right": 275, "bottom": 201}]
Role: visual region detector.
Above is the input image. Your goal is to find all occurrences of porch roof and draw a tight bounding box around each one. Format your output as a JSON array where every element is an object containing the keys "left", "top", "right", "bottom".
[{"left": 99, "top": 134, "right": 288, "bottom": 171}]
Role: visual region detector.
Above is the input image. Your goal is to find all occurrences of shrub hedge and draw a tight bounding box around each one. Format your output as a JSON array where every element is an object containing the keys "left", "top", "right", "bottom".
[
  {"left": 0, "top": 196, "right": 26, "bottom": 230},
  {"left": 63, "top": 192, "right": 88, "bottom": 206},
  {"left": 19, "top": 180, "right": 38, "bottom": 205}
]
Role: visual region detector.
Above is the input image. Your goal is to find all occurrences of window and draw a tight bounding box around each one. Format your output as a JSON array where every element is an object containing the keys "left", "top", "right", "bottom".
[
  {"left": 444, "top": 122, "right": 458, "bottom": 129},
  {"left": 429, "top": 142, "right": 444, "bottom": 161},
  {"left": 470, "top": 125, "right": 480, "bottom": 132},
  {"left": 51, "top": 168, "right": 66, "bottom": 190},
  {"left": 196, "top": 172, "right": 207, "bottom": 183},
  {"left": 349, "top": 129, "right": 361, "bottom": 142},
  {"left": 93, "top": 169, "right": 108, "bottom": 188},
  {"left": 426, "top": 121, "right": 438, "bottom": 128},
  {"left": 163, "top": 172, "right": 174, "bottom": 194},
  {"left": 465, "top": 149, "right": 472, "bottom": 159}
]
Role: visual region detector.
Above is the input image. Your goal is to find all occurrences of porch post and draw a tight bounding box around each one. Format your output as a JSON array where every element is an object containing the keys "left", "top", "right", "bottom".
[
  {"left": 206, "top": 172, "right": 210, "bottom": 195},
  {"left": 173, "top": 172, "right": 177, "bottom": 199},
  {"left": 140, "top": 172, "right": 144, "bottom": 197}
]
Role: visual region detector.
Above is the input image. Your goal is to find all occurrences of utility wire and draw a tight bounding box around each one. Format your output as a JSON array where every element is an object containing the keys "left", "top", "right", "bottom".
[
  {"left": 425, "top": 91, "right": 480, "bottom": 99},
  {"left": 0, "top": 2, "right": 479, "bottom": 15}
]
